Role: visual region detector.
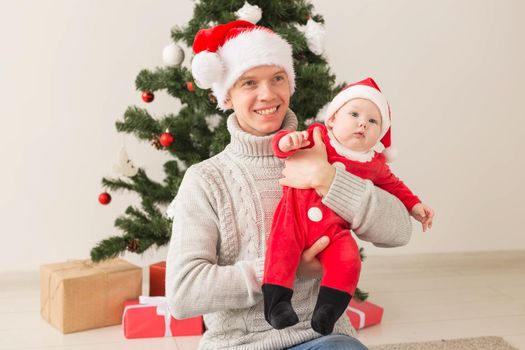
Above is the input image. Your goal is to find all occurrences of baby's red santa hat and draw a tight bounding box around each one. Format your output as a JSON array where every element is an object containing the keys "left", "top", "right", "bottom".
[
  {"left": 323, "top": 77, "right": 396, "bottom": 161},
  {"left": 191, "top": 20, "right": 295, "bottom": 110}
]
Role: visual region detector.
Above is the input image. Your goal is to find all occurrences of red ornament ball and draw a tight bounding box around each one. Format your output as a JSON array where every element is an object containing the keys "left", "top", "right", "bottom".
[
  {"left": 98, "top": 192, "right": 111, "bottom": 205},
  {"left": 159, "top": 132, "right": 174, "bottom": 147},
  {"left": 141, "top": 91, "right": 154, "bottom": 103},
  {"left": 186, "top": 81, "right": 194, "bottom": 92}
]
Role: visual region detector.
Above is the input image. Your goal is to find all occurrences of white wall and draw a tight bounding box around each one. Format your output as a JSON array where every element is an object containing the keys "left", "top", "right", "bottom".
[{"left": 1, "top": 0, "right": 524, "bottom": 272}]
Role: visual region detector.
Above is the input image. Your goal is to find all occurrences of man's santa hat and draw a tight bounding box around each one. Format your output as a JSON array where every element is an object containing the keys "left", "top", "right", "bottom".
[
  {"left": 323, "top": 77, "right": 395, "bottom": 160},
  {"left": 191, "top": 20, "right": 295, "bottom": 110}
]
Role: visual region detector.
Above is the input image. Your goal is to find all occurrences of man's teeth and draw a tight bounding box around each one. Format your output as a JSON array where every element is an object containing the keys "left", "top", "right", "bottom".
[{"left": 255, "top": 107, "right": 278, "bottom": 115}]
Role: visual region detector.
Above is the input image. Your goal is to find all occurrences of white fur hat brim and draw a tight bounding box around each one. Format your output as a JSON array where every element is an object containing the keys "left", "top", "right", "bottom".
[
  {"left": 192, "top": 29, "right": 295, "bottom": 110},
  {"left": 323, "top": 85, "right": 391, "bottom": 140}
]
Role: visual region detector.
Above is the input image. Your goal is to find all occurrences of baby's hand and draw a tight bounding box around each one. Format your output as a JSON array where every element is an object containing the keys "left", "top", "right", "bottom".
[
  {"left": 410, "top": 203, "right": 434, "bottom": 232},
  {"left": 278, "top": 131, "right": 310, "bottom": 153}
]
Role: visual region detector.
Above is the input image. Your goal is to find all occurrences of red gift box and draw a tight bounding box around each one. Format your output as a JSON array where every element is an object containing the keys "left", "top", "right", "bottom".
[
  {"left": 123, "top": 296, "right": 204, "bottom": 338},
  {"left": 346, "top": 299, "right": 383, "bottom": 330},
  {"left": 149, "top": 261, "right": 166, "bottom": 296}
]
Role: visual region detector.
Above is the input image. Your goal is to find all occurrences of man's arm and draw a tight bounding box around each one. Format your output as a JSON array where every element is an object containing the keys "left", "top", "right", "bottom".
[
  {"left": 279, "top": 127, "right": 412, "bottom": 247},
  {"left": 323, "top": 167, "right": 412, "bottom": 247}
]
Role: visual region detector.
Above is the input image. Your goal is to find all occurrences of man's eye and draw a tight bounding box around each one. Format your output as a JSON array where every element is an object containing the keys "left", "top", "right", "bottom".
[
  {"left": 274, "top": 75, "right": 284, "bottom": 82},
  {"left": 243, "top": 80, "right": 256, "bottom": 87}
]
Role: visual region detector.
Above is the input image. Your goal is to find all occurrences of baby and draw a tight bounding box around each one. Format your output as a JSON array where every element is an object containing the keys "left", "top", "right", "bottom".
[{"left": 262, "top": 77, "right": 434, "bottom": 335}]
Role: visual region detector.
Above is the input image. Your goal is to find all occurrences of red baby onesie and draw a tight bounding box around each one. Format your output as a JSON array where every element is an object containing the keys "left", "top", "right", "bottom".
[{"left": 263, "top": 123, "right": 420, "bottom": 295}]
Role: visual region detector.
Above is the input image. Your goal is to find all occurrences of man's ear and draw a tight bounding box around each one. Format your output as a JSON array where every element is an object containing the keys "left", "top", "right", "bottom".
[{"left": 223, "top": 95, "right": 233, "bottom": 109}]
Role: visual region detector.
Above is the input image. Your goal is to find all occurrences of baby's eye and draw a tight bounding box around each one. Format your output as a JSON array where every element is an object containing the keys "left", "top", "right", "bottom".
[
  {"left": 369, "top": 118, "right": 378, "bottom": 124},
  {"left": 351, "top": 112, "right": 358, "bottom": 118}
]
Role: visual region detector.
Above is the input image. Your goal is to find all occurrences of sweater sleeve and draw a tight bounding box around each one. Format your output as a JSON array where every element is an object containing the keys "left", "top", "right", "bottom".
[
  {"left": 374, "top": 161, "right": 421, "bottom": 211},
  {"left": 165, "top": 166, "right": 265, "bottom": 319},
  {"left": 321, "top": 167, "right": 412, "bottom": 248}
]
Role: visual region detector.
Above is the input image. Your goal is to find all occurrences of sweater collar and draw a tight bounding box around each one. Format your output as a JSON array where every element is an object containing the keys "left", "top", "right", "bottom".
[{"left": 227, "top": 109, "right": 298, "bottom": 157}]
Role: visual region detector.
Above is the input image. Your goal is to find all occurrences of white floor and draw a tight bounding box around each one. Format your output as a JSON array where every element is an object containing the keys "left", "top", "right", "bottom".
[{"left": 1, "top": 251, "right": 524, "bottom": 350}]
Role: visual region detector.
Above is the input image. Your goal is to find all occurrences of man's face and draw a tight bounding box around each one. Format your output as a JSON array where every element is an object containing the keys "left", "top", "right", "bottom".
[
  {"left": 327, "top": 98, "right": 382, "bottom": 152},
  {"left": 224, "top": 65, "right": 291, "bottom": 136}
]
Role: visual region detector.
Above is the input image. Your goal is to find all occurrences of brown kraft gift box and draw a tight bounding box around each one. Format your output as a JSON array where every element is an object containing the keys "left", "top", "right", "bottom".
[{"left": 40, "top": 258, "right": 142, "bottom": 333}]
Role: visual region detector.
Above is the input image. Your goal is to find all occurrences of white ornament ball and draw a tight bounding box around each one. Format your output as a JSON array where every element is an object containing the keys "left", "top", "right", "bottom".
[
  {"left": 305, "top": 18, "right": 326, "bottom": 55},
  {"left": 162, "top": 43, "right": 185, "bottom": 66},
  {"left": 235, "top": 2, "right": 262, "bottom": 24},
  {"left": 113, "top": 147, "right": 139, "bottom": 177},
  {"left": 304, "top": 18, "right": 325, "bottom": 55},
  {"left": 205, "top": 114, "right": 223, "bottom": 132},
  {"left": 304, "top": 117, "right": 316, "bottom": 126}
]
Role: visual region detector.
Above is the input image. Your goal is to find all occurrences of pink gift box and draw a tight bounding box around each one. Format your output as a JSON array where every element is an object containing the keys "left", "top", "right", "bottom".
[
  {"left": 346, "top": 299, "right": 383, "bottom": 330},
  {"left": 123, "top": 297, "right": 203, "bottom": 338}
]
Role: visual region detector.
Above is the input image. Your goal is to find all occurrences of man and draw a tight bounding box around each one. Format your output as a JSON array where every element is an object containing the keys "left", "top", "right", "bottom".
[{"left": 166, "top": 20, "right": 411, "bottom": 350}]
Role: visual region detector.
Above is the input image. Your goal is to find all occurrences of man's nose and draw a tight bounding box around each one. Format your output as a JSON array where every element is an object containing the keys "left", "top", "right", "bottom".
[{"left": 258, "top": 82, "right": 276, "bottom": 100}]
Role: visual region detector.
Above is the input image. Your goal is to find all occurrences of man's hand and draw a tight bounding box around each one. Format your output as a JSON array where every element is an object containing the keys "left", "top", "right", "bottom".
[
  {"left": 279, "top": 127, "right": 335, "bottom": 196},
  {"left": 296, "top": 236, "right": 329, "bottom": 279},
  {"left": 410, "top": 203, "right": 434, "bottom": 232},
  {"left": 279, "top": 131, "right": 310, "bottom": 153}
]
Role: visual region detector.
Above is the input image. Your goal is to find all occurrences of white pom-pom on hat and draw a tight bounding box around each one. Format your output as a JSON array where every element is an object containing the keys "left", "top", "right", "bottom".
[
  {"left": 191, "top": 51, "right": 224, "bottom": 89},
  {"left": 382, "top": 147, "right": 398, "bottom": 163}
]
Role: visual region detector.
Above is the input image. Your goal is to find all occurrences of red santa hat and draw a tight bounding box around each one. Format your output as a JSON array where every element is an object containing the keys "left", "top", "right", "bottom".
[
  {"left": 323, "top": 77, "right": 394, "bottom": 158},
  {"left": 191, "top": 20, "right": 295, "bottom": 110}
]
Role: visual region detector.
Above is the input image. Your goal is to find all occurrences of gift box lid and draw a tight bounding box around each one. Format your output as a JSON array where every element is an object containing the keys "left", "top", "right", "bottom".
[
  {"left": 150, "top": 261, "right": 166, "bottom": 269},
  {"left": 123, "top": 297, "right": 204, "bottom": 338}
]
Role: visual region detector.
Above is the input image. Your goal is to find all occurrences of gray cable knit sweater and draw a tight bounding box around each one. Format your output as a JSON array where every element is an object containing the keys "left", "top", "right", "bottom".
[{"left": 165, "top": 110, "right": 412, "bottom": 350}]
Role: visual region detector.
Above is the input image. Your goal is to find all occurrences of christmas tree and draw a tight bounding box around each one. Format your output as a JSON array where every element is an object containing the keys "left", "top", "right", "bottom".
[{"left": 91, "top": 0, "right": 367, "bottom": 301}]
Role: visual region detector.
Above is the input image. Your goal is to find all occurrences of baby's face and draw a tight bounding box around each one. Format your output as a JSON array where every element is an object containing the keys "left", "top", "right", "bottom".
[{"left": 327, "top": 98, "right": 382, "bottom": 152}]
